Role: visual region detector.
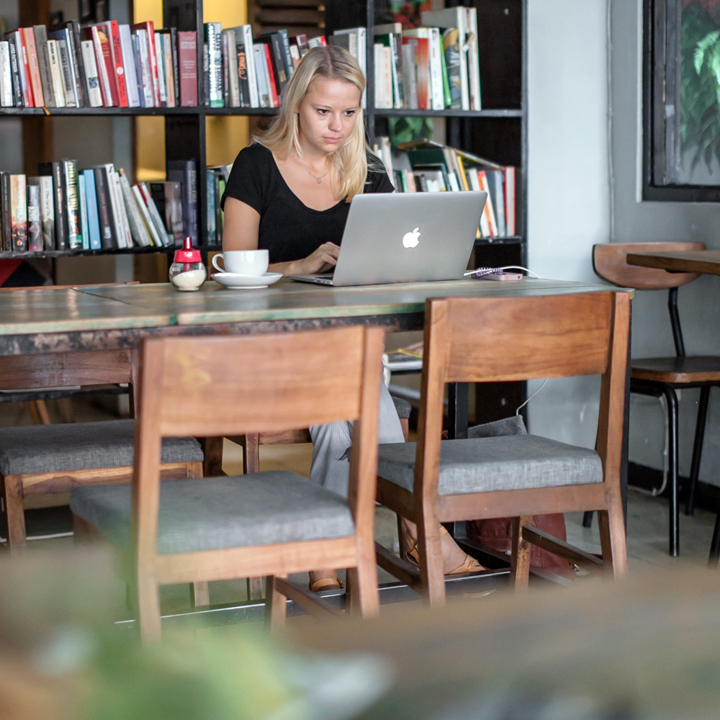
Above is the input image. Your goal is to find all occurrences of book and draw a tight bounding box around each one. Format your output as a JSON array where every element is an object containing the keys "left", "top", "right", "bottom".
[
  {"left": 421, "top": 7, "right": 469, "bottom": 110},
  {"left": 78, "top": 173, "right": 89, "bottom": 249},
  {"left": 119, "top": 24, "right": 140, "bottom": 108},
  {"left": 138, "top": 182, "right": 171, "bottom": 246},
  {"left": 0, "top": 172, "right": 11, "bottom": 252},
  {"left": 38, "top": 161, "right": 67, "bottom": 250},
  {"left": 402, "top": 36, "right": 430, "bottom": 110},
  {"left": 107, "top": 166, "right": 131, "bottom": 248},
  {"left": 104, "top": 20, "right": 127, "bottom": 107},
  {"left": 118, "top": 169, "right": 152, "bottom": 247},
  {"left": 477, "top": 170, "right": 497, "bottom": 236},
  {"left": 131, "top": 21, "right": 159, "bottom": 106},
  {"left": 22, "top": 28, "right": 44, "bottom": 108},
  {"left": 154, "top": 32, "right": 167, "bottom": 106},
  {"left": 504, "top": 166, "right": 516, "bottom": 236},
  {"left": 167, "top": 159, "right": 198, "bottom": 247},
  {"left": 150, "top": 181, "right": 183, "bottom": 243},
  {"left": 7, "top": 31, "right": 31, "bottom": 106},
  {"left": 160, "top": 31, "right": 176, "bottom": 107},
  {"left": 333, "top": 27, "right": 366, "bottom": 105},
  {"left": 133, "top": 28, "right": 154, "bottom": 107},
  {"left": 295, "top": 33, "right": 310, "bottom": 57},
  {"left": 93, "top": 165, "right": 116, "bottom": 249},
  {"left": 48, "top": 30, "right": 78, "bottom": 107},
  {"left": 222, "top": 29, "right": 240, "bottom": 106},
  {"left": 257, "top": 32, "right": 288, "bottom": 99},
  {"left": 46, "top": 39, "right": 66, "bottom": 107},
  {"left": 65, "top": 21, "right": 87, "bottom": 108},
  {"left": 62, "top": 159, "right": 82, "bottom": 249},
  {"left": 32, "top": 26, "right": 54, "bottom": 108},
  {"left": 206, "top": 170, "right": 216, "bottom": 245},
  {"left": 253, "top": 43, "right": 272, "bottom": 108},
  {"left": 27, "top": 183, "right": 42, "bottom": 252},
  {"left": 27, "top": 176, "right": 54, "bottom": 250},
  {"left": 0, "top": 42, "right": 12, "bottom": 107},
  {"left": 486, "top": 169, "right": 506, "bottom": 236},
  {"left": 227, "top": 25, "right": 259, "bottom": 108},
  {"left": 401, "top": 42, "right": 418, "bottom": 110},
  {"left": 178, "top": 31, "right": 197, "bottom": 106},
  {"left": 307, "top": 36, "right": 326, "bottom": 48},
  {"left": 80, "top": 40, "right": 103, "bottom": 107},
  {"left": 81, "top": 168, "right": 102, "bottom": 250},
  {"left": 132, "top": 183, "right": 164, "bottom": 246},
  {"left": 6, "top": 37, "right": 23, "bottom": 107},
  {"left": 465, "top": 7, "right": 482, "bottom": 111},
  {"left": 277, "top": 29, "right": 295, "bottom": 84},
  {"left": 403, "top": 28, "right": 442, "bottom": 110},
  {"left": 10, "top": 175, "right": 27, "bottom": 253},
  {"left": 204, "top": 22, "right": 223, "bottom": 108}
]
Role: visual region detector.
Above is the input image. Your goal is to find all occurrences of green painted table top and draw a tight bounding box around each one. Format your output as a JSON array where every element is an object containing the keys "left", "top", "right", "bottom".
[
  {"left": 0, "top": 278, "right": 623, "bottom": 338},
  {"left": 75, "top": 278, "right": 616, "bottom": 327}
]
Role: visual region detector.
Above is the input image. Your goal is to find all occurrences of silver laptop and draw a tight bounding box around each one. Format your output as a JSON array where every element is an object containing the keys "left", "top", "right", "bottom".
[{"left": 290, "top": 191, "right": 487, "bottom": 287}]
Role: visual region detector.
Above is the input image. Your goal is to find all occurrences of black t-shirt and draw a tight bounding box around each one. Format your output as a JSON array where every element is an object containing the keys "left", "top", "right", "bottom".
[{"left": 221, "top": 143, "right": 394, "bottom": 263}]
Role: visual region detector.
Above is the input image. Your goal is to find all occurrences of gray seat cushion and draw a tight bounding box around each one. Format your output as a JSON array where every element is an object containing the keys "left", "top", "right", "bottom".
[
  {"left": 70, "top": 471, "right": 355, "bottom": 554},
  {"left": 377, "top": 435, "right": 603, "bottom": 495},
  {"left": 0, "top": 419, "right": 203, "bottom": 476},
  {"left": 391, "top": 396, "right": 412, "bottom": 420}
]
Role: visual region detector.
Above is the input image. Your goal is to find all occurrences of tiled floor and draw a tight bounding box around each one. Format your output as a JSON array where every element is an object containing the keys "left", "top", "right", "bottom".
[{"left": 6, "top": 397, "right": 719, "bottom": 618}]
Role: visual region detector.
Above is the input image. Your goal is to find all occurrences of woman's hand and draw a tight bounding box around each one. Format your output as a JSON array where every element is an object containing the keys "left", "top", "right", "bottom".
[{"left": 282, "top": 243, "right": 340, "bottom": 276}]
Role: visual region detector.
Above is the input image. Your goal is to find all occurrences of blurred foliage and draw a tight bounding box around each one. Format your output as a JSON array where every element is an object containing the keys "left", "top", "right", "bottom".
[
  {"left": 681, "top": 3, "right": 720, "bottom": 173},
  {"left": 388, "top": 117, "right": 434, "bottom": 145}
]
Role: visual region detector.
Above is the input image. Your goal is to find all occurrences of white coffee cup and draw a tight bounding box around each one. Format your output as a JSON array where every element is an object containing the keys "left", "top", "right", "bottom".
[{"left": 212, "top": 249, "right": 269, "bottom": 276}]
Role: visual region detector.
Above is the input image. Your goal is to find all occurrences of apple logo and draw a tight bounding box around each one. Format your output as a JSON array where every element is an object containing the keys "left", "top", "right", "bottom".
[{"left": 402, "top": 227, "right": 421, "bottom": 248}]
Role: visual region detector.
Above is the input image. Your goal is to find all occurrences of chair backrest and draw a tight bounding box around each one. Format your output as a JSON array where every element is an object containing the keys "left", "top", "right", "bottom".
[
  {"left": 593, "top": 242, "right": 705, "bottom": 289},
  {"left": 415, "top": 292, "right": 630, "bottom": 497},
  {"left": 131, "top": 326, "right": 385, "bottom": 560}
]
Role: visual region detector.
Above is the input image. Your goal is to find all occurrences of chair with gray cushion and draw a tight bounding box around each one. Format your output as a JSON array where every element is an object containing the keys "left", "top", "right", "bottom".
[
  {"left": 375, "top": 291, "right": 631, "bottom": 606},
  {"left": 0, "top": 349, "right": 204, "bottom": 554},
  {"left": 71, "top": 326, "right": 384, "bottom": 639}
]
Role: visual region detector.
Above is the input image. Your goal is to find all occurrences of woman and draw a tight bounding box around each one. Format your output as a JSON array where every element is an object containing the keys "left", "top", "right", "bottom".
[{"left": 221, "top": 45, "right": 482, "bottom": 590}]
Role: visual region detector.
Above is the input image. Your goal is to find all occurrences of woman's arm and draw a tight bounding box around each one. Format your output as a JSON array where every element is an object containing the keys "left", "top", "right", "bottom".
[{"left": 223, "top": 197, "right": 340, "bottom": 276}]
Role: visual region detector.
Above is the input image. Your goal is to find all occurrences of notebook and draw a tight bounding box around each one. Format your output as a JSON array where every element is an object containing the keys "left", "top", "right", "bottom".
[{"left": 290, "top": 190, "right": 486, "bottom": 286}]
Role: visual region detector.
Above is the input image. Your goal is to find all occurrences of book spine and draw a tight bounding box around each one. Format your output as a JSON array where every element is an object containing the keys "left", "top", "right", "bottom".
[
  {"left": 67, "top": 21, "right": 87, "bottom": 107},
  {"left": 111, "top": 170, "right": 132, "bottom": 248},
  {"left": 13, "top": 32, "right": 32, "bottom": 106},
  {"left": 133, "top": 21, "right": 160, "bottom": 106},
  {"left": 138, "top": 182, "right": 171, "bottom": 245},
  {"left": 108, "top": 20, "right": 127, "bottom": 107},
  {"left": 169, "top": 28, "right": 180, "bottom": 106},
  {"left": 10, "top": 175, "right": 27, "bottom": 252},
  {"left": 63, "top": 160, "right": 82, "bottom": 248},
  {"left": 6, "top": 40, "right": 23, "bottom": 107},
  {"left": 296, "top": 34, "right": 309, "bottom": 57},
  {"left": 177, "top": 31, "right": 197, "bottom": 107},
  {"left": 277, "top": 29, "right": 295, "bottom": 83},
  {"left": 0, "top": 43, "right": 12, "bottom": 107},
  {"left": 504, "top": 166, "right": 516, "bottom": 236},
  {"left": 118, "top": 169, "right": 151, "bottom": 247},
  {"left": 86, "top": 28, "right": 111, "bottom": 106},
  {"left": 221, "top": 31, "right": 230, "bottom": 106},
  {"left": 80, "top": 41, "right": 103, "bottom": 107},
  {"left": 206, "top": 170, "right": 216, "bottom": 245},
  {"left": 132, "top": 184, "right": 162, "bottom": 246},
  {"left": 466, "top": 8, "right": 482, "bottom": 111},
  {"left": 163, "top": 32, "right": 175, "bottom": 106},
  {"left": 55, "top": 37, "right": 77, "bottom": 107},
  {"left": 242, "top": 26, "right": 259, "bottom": 108},
  {"left": 428, "top": 28, "right": 444, "bottom": 110},
  {"left": 105, "top": 167, "right": 127, "bottom": 248},
  {"left": 96, "top": 25, "right": 118, "bottom": 105},
  {"left": 81, "top": 169, "right": 102, "bottom": 250},
  {"left": 154, "top": 32, "right": 167, "bottom": 106},
  {"left": 269, "top": 34, "right": 287, "bottom": 94},
  {"left": 119, "top": 26, "right": 140, "bottom": 108},
  {"left": 263, "top": 43, "right": 279, "bottom": 107},
  {"left": 252, "top": 45, "right": 269, "bottom": 108},
  {"left": 36, "top": 176, "right": 55, "bottom": 250},
  {"left": 224, "top": 30, "right": 240, "bottom": 106},
  {"left": 22, "top": 28, "right": 44, "bottom": 107},
  {"left": 46, "top": 40, "right": 66, "bottom": 107},
  {"left": 204, "top": 23, "right": 223, "bottom": 107},
  {"left": 0, "top": 173, "right": 11, "bottom": 252},
  {"left": 78, "top": 173, "right": 89, "bottom": 249},
  {"left": 134, "top": 30, "right": 154, "bottom": 108},
  {"left": 236, "top": 41, "right": 250, "bottom": 108},
  {"left": 26, "top": 183, "right": 42, "bottom": 252},
  {"left": 167, "top": 160, "right": 198, "bottom": 246},
  {"left": 44, "top": 162, "right": 68, "bottom": 249},
  {"left": 31, "top": 26, "right": 53, "bottom": 108},
  {"left": 93, "top": 167, "right": 116, "bottom": 249}
]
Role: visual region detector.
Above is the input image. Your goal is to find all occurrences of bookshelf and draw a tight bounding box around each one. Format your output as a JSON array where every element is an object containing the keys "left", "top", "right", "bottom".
[{"left": 1, "top": 0, "right": 527, "bottom": 286}]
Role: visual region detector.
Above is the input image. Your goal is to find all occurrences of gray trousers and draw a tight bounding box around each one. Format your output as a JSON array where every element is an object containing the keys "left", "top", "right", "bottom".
[{"left": 309, "top": 381, "right": 405, "bottom": 497}]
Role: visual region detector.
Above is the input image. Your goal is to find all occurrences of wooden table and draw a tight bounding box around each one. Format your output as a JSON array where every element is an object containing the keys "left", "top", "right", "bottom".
[{"left": 627, "top": 249, "right": 720, "bottom": 276}]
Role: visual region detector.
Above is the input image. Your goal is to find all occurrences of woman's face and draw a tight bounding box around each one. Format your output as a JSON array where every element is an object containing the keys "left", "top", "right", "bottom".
[{"left": 295, "top": 76, "right": 362, "bottom": 155}]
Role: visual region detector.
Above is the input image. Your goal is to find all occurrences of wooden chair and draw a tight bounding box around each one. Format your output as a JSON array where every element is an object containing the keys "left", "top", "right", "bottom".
[
  {"left": 70, "top": 326, "right": 385, "bottom": 639},
  {"left": 593, "top": 242, "right": 720, "bottom": 557},
  {"left": 374, "top": 291, "right": 631, "bottom": 606},
  {"left": 0, "top": 349, "right": 205, "bottom": 555}
]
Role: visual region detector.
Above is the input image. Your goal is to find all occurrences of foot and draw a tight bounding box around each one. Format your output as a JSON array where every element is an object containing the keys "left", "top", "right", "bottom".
[{"left": 401, "top": 520, "right": 485, "bottom": 575}]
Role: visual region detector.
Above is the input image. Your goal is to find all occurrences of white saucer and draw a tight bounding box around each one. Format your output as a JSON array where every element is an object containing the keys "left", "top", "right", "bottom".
[{"left": 211, "top": 272, "right": 283, "bottom": 289}]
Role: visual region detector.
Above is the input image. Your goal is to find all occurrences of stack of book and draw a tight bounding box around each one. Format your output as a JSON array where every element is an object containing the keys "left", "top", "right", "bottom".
[
  {"left": 0, "top": 20, "right": 198, "bottom": 109},
  {"left": 206, "top": 162, "right": 233, "bottom": 245},
  {"left": 373, "top": 8, "right": 482, "bottom": 111},
  {"left": 373, "top": 138, "right": 516, "bottom": 238},
  {"left": 203, "top": 22, "right": 327, "bottom": 108},
  {"left": 0, "top": 160, "right": 205, "bottom": 253}
]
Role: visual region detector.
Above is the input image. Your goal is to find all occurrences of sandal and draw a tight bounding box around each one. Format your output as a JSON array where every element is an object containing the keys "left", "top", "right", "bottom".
[
  {"left": 401, "top": 522, "right": 485, "bottom": 575},
  {"left": 309, "top": 577, "right": 344, "bottom": 593}
]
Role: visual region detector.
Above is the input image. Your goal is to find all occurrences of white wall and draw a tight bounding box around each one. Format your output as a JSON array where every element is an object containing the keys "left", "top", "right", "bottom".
[
  {"left": 525, "top": 0, "right": 610, "bottom": 450},
  {"left": 611, "top": 0, "right": 720, "bottom": 484},
  {"left": 527, "top": 0, "right": 720, "bottom": 487}
]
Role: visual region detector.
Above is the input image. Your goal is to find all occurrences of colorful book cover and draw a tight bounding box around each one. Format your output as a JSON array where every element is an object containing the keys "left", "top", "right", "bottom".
[
  {"left": 26, "top": 182, "right": 42, "bottom": 251},
  {"left": 81, "top": 168, "right": 102, "bottom": 250},
  {"left": 78, "top": 173, "right": 89, "bottom": 249},
  {"left": 177, "top": 31, "right": 197, "bottom": 107},
  {"left": 10, "top": 175, "right": 27, "bottom": 253}
]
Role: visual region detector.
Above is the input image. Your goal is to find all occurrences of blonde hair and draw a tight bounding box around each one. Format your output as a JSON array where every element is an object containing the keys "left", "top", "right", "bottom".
[{"left": 255, "top": 45, "right": 372, "bottom": 202}]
